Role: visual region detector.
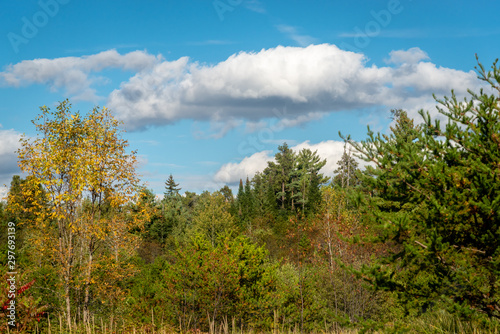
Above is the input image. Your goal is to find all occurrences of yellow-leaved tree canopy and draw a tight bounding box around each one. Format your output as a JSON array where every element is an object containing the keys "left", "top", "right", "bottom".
[{"left": 16, "top": 100, "right": 150, "bottom": 331}]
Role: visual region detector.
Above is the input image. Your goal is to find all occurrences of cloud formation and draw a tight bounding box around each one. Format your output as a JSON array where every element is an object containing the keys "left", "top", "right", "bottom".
[
  {"left": 214, "top": 150, "right": 274, "bottom": 184},
  {"left": 107, "top": 44, "right": 479, "bottom": 131},
  {"left": 1, "top": 45, "right": 480, "bottom": 132},
  {"left": 0, "top": 50, "right": 160, "bottom": 101},
  {"left": 386, "top": 47, "right": 429, "bottom": 64}
]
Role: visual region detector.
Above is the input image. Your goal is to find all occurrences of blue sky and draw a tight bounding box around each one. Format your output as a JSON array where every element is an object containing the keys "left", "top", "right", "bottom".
[{"left": 1, "top": 0, "right": 499, "bottom": 197}]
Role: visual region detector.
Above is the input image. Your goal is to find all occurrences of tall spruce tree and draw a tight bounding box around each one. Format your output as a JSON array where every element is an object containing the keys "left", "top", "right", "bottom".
[
  {"left": 296, "top": 148, "right": 329, "bottom": 213},
  {"left": 157, "top": 175, "right": 185, "bottom": 247},
  {"left": 263, "top": 144, "right": 329, "bottom": 214},
  {"left": 264, "top": 143, "right": 296, "bottom": 211},
  {"left": 349, "top": 59, "right": 500, "bottom": 319},
  {"left": 235, "top": 178, "right": 254, "bottom": 228},
  {"left": 251, "top": 172, "right": 274, "bottom": 217},
  {"left": 272, "top": 143, "right": 296, "bottom": 210},
  {"left": 236, "top": 178, "right": 245, "bottom": 217},
  {"left": 164, "top": 174, "right": 181, "bottom": 198},
  {"left": 244, "top": 177, "right": 254, "bottom": 217}
]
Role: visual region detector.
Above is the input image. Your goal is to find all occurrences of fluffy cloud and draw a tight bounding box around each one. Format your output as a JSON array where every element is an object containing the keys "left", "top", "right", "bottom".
[
  {"left": 213, "top": 140, "right": 359, "bottom": 185},
  {"left": 386, "top": 47, "right": 429, "bottom": 65},
  {"left": 0, "top": 50, "right": 160, "bottom": 101},
  {"left": 214, "top": 150, "right": 274, "bottom": 184},
  {"left": 107, "top": 44, "right": 479, "bottom": 131},
  {"left": 1, "top": 45, "right": 481, "bottom": 132}
]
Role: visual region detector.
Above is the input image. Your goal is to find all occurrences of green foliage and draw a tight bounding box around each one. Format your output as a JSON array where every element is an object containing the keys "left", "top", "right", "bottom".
[
  {"left": 273, "top": 263, "right": 332, "bottom": 332},
  {"left": 262, "top": 143, "right": 329, "bottom": 215},
  {"left": 265, "top": 143, "right": 296, "bottom": 211},
  {"left": 219, "top": 185, "right": 234, "bottom": 203},
  {"left": 188, "top": 191, "right": 237, "bottom": 247},
  {"left": 235, "top": 178, "right": 254, "bottom": 229},
  {"left": 130, "top": 235, "right": 277, "bottom": 332},
  {"left": 11, "top": 60, "right": 500, "bottom": 333},
  {"left": 296, "top": 148, "right": 330, "bottom": 214},
  {"left": 251, "top": 172, "right": 275, "bottom": 217},
  {"left": 349, "top": 59, "right": 500, "bottom": 320}
]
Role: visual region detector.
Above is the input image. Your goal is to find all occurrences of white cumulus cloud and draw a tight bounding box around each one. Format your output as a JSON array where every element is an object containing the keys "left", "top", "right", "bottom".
[
  {"left": 0, "top": 50, "right": 160, "bottom": 101},
  {"left": 1, "top": 45, "right": 481, "bottom": 133},
  {"left": 107, "top": 44, "right": 480, "bottom": 131},
  {"left": 214, "top": 150, "right": 274, "bottom": 184},
  {"left": 386, "top": 47, "right": 429, "bottom": 65}
]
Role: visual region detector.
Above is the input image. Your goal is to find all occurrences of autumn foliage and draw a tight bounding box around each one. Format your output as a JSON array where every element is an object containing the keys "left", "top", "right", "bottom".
[{"left": 3, "top": 59, "right": 500, "bottom": 332}]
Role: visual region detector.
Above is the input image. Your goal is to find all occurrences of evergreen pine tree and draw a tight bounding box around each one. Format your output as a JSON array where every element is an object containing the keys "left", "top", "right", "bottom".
[
  {"left": 236, "top": 178, "right": 245, "bottom": 217},
  {"left": 296, "top": 148, "right": 329, "bottom": 213},
  {"left": 164, "top": 174, "right": 181, "bottom": 198},
  {"left": 265, "top": 143, "right": 296, "bottom": 211},
  {"left": 244, "top": 177, "right": 254, "bottom": 218},
  {"left": 251, "top": 172, "right": 273, "bottom": 217},
  {"left": 349, "top": 59, "right": 500, "bottom": 319}
]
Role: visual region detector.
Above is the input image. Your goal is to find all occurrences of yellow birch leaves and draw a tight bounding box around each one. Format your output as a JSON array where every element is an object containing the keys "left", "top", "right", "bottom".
[
  {"left": 17, "top": 100, "right": 139, "bottom": 224},
  {"left": 16, "top": 100, "right": 144, "bottom": 316}
]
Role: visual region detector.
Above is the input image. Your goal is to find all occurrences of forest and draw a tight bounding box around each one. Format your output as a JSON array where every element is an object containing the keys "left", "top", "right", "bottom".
[{"left": 1, "top": 60, "right": 500, "bottom": 333}]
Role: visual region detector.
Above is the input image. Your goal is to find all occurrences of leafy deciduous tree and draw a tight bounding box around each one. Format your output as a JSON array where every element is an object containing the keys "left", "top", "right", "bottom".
[{"left": 17, "top": 100, "right": 142, "bottom": 330}]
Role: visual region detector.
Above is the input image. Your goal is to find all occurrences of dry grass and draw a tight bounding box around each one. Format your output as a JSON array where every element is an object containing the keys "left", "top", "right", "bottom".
[
  {"left": 11, "top": 309, "right": 500, "bottom": 334},
  {"left": 9, "top": 313, "right": 360, "bottom": 334}
]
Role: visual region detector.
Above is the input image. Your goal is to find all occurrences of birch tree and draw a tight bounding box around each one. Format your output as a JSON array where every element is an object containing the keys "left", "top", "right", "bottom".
[{"left": 17, "top": 100, "right": 141, "bottom": 331}]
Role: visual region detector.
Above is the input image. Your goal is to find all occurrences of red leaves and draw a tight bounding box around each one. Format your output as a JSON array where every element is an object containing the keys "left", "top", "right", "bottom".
[
  {"left": 1, "top": 299, "right": 9, "bottom": 311},
  {"left": 18, "top": 279, "right": 35, "bottom": 296},
  {"left": 1, "top": 278, "right": 36, "bottom": 310}
]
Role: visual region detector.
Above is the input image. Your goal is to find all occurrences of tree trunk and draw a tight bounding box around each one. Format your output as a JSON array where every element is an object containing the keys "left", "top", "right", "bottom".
[
  {"left": 281, "top": 181, "right": 285, "bottom": 209},
  {"left": 83, "top": 248, "right": 93, "bottom": 332},
  {"left": 64, "top": 276, "right": 72, "bottom": 334},
  {"left": 59, "top": 218, "right": 74, "bottom": 334}
]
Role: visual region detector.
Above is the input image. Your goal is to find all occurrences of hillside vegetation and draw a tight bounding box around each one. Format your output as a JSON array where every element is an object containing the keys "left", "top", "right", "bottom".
[{"left": 1, "top": 60, "right": 500, "bottom": 333}]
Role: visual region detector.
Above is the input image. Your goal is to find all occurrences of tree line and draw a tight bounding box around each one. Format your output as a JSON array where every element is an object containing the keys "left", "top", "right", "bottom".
[{"left": 1, "top": 59, "right": 500, "bottom": 333}]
